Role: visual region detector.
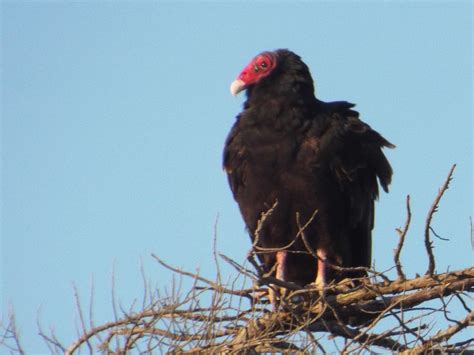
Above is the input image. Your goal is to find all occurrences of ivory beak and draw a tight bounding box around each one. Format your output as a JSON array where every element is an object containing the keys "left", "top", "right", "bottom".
[{"left": 230, "top": 79, "right": 246, "bottom": 96}]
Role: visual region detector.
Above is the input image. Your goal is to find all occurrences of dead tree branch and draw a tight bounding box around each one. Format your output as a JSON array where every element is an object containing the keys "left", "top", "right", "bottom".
[
  {"left": 394, "top": 195, "right": 411, "bottom": 280},
  {"left": 2, "top": 165, "right": 472, "bottom": 354},
  {"left": 424, "top": 164, "right": 456, "bottom": 276},
  {"left": 47, "top": 262, "right": 473, "bottom": 354}
]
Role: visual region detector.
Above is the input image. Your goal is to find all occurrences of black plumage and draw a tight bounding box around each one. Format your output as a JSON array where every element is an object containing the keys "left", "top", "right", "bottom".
[{"left": 224, "top": 49, "right": 394, "bottom": 288}]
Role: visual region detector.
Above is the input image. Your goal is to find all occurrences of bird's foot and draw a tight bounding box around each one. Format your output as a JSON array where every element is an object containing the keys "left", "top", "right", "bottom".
[
  {"left": 309, "top": 280, "right": 327, "bottom": 296},
  {"left": 268, "top": 286, "right": 289, "bottom": 311}
]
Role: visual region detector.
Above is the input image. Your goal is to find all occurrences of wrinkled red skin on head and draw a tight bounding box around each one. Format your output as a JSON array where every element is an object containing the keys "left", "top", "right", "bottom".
[{"left": 237, "top": 52, "right": 278, "bottom": 86}]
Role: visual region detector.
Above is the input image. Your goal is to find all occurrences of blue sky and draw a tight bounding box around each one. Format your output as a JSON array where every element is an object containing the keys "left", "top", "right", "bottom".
[{"left": 2, "top": 2, "right": 472, "bottom": 353}]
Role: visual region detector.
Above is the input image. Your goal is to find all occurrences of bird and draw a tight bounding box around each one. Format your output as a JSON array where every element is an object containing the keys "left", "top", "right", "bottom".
[{"left": 223, "top": 49, "right": 394, "bottom": 294}]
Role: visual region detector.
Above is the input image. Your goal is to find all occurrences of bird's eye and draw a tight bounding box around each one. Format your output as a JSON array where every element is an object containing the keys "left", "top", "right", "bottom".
[{"left": 260, "top": 61, "right": 268, "bottom": 69}]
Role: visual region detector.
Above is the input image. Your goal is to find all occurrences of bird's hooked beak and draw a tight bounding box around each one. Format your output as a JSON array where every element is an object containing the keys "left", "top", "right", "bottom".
[{"left": 230, "top": 79, "right": 246, "bottom": 96}]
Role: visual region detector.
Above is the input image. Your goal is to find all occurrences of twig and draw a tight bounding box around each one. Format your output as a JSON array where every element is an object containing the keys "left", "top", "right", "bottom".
[
  {"left": 88, "top": 275, "right": 101, "bottom": 344},
  {"left": 246, "top": 252, "right": 265, "bottom": 276},
  {"left": 407, "top": 310, "right": 474, "bottom": 353},
  {"left": 219, "top": 254, "right": 258, "bottom": 280},
  {"left": 213, "top": 214, "right": 222, "bottom": 286},
  {"left": 394, "top": 195, "right": 411, "bottom": 280},
  {"left": 111, "top": 259, "right": 120, "bottom": 351},
  {"left": 424, "top": 164, "right": 456, "bottom": 275},
  {"left": 296, "top": 210, "right": 319, "bottom": 260},
  {"left": 38, "top": 331, "right": 65, "bottom": 354},
  {"left": 327, "top": 321, "right": 407, "bottom": 352},
  {"left": 152, "top": 254, "right": 238, "bottom": 296},
  {"left": 428, "top": 226, "right": 450, "bottom": 241},
  {"left": 4, "top": 311, "right": 26, "bottom": 355},
  {"left": 470, "top": 216, "right": 473, "bottom": 250},
  {"left": 71, "top": 283, "right": 93, "bottom": 355},
  {"left": 454, "top": 292, "right": 472, "bottom": 313},
  {"left": 252, "top": 200, "right": 279, "bottom": 251}
]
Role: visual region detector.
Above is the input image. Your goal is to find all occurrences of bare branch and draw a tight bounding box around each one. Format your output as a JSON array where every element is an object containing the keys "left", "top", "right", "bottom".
[
  {"left": 424, "top": 164, "right": 456, "bottom": 275},
  {"left": 394, "top": 195, "right": 411, "bottom": 280},
  {"left": 26, "top": 163, "right": 472, "bottom": 354},
  {"left": 0, "top": 310, "right": 26, "bottom": 355},
  {"left": 408, "top": 310, "right": 474, "bottom": 353},
  {"left": 72, "top": 283, "right": 93, "bottom": 355}
]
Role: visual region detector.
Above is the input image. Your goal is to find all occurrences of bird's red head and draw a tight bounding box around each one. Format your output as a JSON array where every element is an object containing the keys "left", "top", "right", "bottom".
[{"left": 230, "top": 51, "right": 278, "bottom": 96}]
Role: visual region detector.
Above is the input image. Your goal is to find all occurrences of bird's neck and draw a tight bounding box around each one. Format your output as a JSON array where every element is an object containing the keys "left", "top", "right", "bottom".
[
  {"left": 240, "top": 93, "right": 317, "bottom": 133},
  {"left": 245, "top": 72, "right": 317, "bottom": 107}
]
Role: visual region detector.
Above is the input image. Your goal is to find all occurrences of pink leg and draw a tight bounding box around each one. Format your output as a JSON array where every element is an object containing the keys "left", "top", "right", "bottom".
[
  {"left": 314, "top": 249, "right": 327, "bottom": 289},
  {"left": 269, "top": 251, "right": 287, "bottom": 307},
  {"left": 276, "top": 251, "right": 287, "bottom": 281}
]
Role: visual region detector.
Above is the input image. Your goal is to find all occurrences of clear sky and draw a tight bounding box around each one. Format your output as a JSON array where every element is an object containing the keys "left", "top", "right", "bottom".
[{"left": 2, "top": 1, "right": 472, "bottom": 353}]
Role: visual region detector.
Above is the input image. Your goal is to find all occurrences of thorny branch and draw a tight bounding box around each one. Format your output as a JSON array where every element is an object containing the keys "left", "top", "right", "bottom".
[{"left": 424, "top": 164, "right": 456, "bottom": 276}]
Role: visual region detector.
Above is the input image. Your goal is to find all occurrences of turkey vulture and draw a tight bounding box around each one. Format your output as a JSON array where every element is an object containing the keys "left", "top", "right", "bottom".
[{"left": 223, "top": 49, "right": 393, "bottom": 291}]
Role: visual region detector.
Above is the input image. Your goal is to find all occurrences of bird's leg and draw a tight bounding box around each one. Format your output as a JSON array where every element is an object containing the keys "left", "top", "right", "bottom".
[
  {"left": 269, "top": 251, "right": 287, "bottom": 308},
  {"left": 314, "top": 248, "right": 327, "bottom": 290},
  {"left": 276, "top": 250, "right": 287, "bottom": 280}
]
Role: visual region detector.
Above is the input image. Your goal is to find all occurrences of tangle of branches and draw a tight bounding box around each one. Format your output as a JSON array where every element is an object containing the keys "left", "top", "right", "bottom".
[{"left": 2, "top": 164, "right": 473, "bottom": 353}]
